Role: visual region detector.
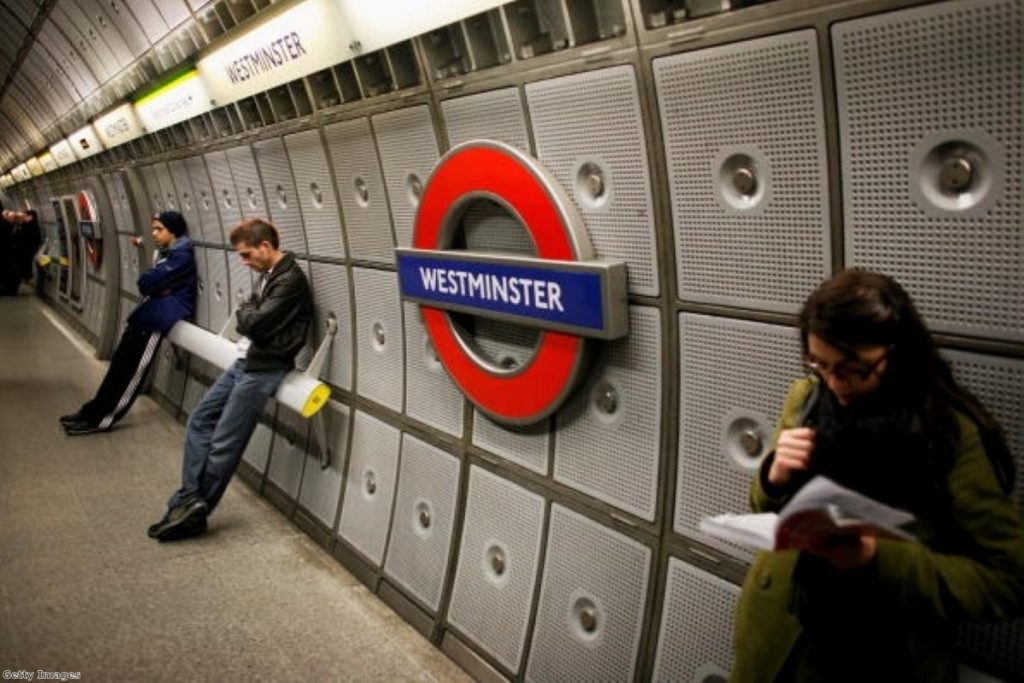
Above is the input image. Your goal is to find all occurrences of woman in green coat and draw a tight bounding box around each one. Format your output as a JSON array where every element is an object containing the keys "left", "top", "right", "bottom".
[{"left": 732, "top": 269, "right": 1024, "bottom": 682}]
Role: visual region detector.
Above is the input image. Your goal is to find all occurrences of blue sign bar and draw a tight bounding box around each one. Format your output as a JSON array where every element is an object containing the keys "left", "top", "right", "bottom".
[{"left": 397, "top": 250, "right": 623, "bottom": 338}]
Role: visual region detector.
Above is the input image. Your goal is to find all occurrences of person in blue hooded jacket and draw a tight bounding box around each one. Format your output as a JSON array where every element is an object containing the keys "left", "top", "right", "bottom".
[{"left": 61, "top": 211, "right": 197, "bottom": 435}]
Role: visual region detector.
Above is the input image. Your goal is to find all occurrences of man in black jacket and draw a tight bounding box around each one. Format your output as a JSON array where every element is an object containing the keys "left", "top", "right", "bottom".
[{"left": 149, "top": 218, "right": 313, "bottom": 541}]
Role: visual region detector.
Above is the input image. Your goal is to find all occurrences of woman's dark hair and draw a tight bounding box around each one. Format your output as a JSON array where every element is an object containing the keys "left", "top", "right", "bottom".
[
  {"left": 799, "top": 268, "right": 1015, "bottom": 494},
  {"left": 230, "top": 218, "right": 279, "bottom": 249}
]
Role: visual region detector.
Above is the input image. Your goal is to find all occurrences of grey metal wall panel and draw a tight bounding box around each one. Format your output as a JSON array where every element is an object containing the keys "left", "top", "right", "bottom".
[
  {"left": 39, "top": 23, "right": 98, "bottom": 95},
  {"left": 442, "top": 87, "right": 531, "bottom": 154},
  {"left": 654, "top": 30, "right": 830, "bottom": 312},
  {"left": 225, "top": 145, "right": 268, "bottom": 222},
  {"left": 191, "top": 246, "right": 210, "bottom": 329},
  {"left": 154, "top": 0, "right": 190, "bottom": 27},
  {"left": 337, "top": 410, "right": 401, "bottom": 566},
  {"left": 242, "top": 422, "right": 274, "bottom": 474},
  {"left": 372, "top": 106, "right": 440, "bottom": 249},
  {"left": 834, "top": 0, "right": 1022, "bottom": 341},
  {"left": 180, "top": 375, "right": 208, "bottom": 416},
  {"left": 293, "top": 259, "right": 315, "bottom": 372},
  {"left": 151, "top": 340, "right": 185, "bottom": 409},
  {"left": 227, "top": 255, "right": 252, "bottom": 318},
  {"left": 267, "top": 428, "right": 306, "bottom": 500},
  {"left": 78, "top": 0, "right": 135, "bottom": 63},
  {"left": 461, "top": 197, "right": 536, "bottom": 254},
  {"left": 652, "top": 558, "right": 738, "bottom": 682},
  {"left": 297, "top": 401, "right": 349, "bottom": 527},
  {"left": 123, "top": 0, "right": 169, "bottom": 43},
  {"left": 95, "top": 0, "right": 149, "bottom": 56},
  {"left": 527, "top": 64, "right": 659, "bottom": 296},
  {"left": 554, "top": 306, "right": 661, "bottom": 521},
  {"left": 167, "top": 160, "right": 201, "bottom": 238},
  {"left": 308, "top": 262, "right": 352, "bottom": 390},
  {"left": 447, "top": 466, "right": 545, "bottom": 673},
  {"left": 137, "top": 165, "right": 163, "bottom": 213},
  {"left": 118, "top": 234, "right": 139, "bottom": 296},
  {"left": 403, "top": 301, "right": 464, "bottom": 437},
  {"left": 352, "top": 267, "right": 404, "bottom": 412},
  {"left": 185, "top": 156, "right": 222, "bottom": 244},
  {"left": 60, "top": 2, "right": 122, "bottom": 74},
  {"left": 50, "top": 7, "right": 115, "bottom": 82},
  {"left": 675, "top": 313, "right": 802, "bottom": 560},
  {"left": 285, "top": 129, "right": 345, "bottom": 259},
  {"left": 204, "top": 247, "right": 231, "bottom": 333},
  {"left": 526, "top": 504, "right": 651, "bottom": 683},
  {"left": 152, "top": 162, "right": 179, "bottom": 213},
  {"left": 204, "top": 150, "right": 241, "bottom": 242},
  {"left": 383, "top": 434, "right": 461, "bottom": 612},
  {"left": 324, "top": 117, "right": 395, "bottom": 264},
  {"left": 252, "top": 138, "right": 307, "bottom": 255}
]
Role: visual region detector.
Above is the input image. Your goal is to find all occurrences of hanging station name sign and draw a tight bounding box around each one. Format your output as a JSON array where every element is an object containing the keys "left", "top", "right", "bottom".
[{"left": 397, "top": 141, "right": 628, "bottom": 425}]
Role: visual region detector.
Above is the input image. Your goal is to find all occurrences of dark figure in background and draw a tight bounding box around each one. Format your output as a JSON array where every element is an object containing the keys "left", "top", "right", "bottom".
[
  {"left": 7, "top": 209, "right": 42, "bottom": 284},
  {"left": 731, "top": 269, "right": 1024, "bottom": 682},
  {"left": 61, "top": 211, "right": 196, "bottom": 435},
  {"left": 148, "top": 218, "right": 313, "bottom": 542},
  {"left": 0, "top": 202, "right": 19, "bottom": 296}
]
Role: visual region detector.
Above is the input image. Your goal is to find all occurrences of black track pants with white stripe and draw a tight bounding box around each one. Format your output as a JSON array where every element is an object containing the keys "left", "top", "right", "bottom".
[{"left": 77, "top": 323, "right": 163, "bottom": 430}]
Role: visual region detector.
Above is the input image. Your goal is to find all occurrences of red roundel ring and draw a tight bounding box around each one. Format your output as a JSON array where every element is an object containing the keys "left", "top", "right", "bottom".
[{"left": 414, "top": 142, "right": 590, "bottom": 424}]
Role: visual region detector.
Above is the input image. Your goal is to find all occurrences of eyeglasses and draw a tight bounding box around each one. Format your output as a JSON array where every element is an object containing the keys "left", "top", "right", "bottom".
[{"left": 805, "top": 348, "right": 891, "bottom": 383}]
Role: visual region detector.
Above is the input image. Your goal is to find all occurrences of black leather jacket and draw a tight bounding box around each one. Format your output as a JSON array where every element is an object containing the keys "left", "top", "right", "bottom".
[{"left": 236, "top": 252, "right": 312, "bottom": 372}]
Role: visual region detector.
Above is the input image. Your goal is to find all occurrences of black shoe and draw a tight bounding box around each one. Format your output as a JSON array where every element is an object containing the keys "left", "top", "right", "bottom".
[
  {"left": 60, "top": 411, "right": 84, "bottom": 426},
  {"left": 157, "top": 515, "right": 208, "bottom": 542},
  {"left": 63, "top": 420, "right": 107, "bottom": 436},
  {"left": 146, "top": 493, "right": 203, "bottom": 537},
  {"left": 150, "top": 497, "right": 209, "bottom": 541}
]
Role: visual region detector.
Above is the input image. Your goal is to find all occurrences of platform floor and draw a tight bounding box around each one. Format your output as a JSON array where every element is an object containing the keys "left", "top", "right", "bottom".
[{"left": 0, "top": 294, "right": 472, "bottom": 682}]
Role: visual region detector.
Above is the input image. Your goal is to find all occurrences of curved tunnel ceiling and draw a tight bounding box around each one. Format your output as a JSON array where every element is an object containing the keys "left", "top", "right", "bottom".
[{"left": 0, "top": 0, "right": 230, "bottom": 171}]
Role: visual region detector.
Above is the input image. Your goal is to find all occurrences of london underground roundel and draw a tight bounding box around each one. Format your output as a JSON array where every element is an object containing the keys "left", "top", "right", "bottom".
[{"left": 397, "top": 141, "right": 628, "bottom": 425}]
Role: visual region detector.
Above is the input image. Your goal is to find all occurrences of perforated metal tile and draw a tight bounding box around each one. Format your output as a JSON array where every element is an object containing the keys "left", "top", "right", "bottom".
[
  {"left": 242, "top": 422, "right": 274, "bottom": 475},
  {"left": 447, "top": 465, "right": 546, "bottom": 672},
  {"left": 323, "top": 117, "right": 395, "bottom": 264},
  {"left": 372, "top": 106, "right": 440, "bottom": 249},
  {"left": 652, "top": 558, "right": 739, "bottom": 682},
  {"left": 298, "top": 401, "right": 349, "bottom": 526},
  {"left": 137, "top": 165, "right": 162, "bottom": 213},
  {"left": 352, "top": 267, "right": 405, "bottom": 412},
  {"left": 308, "top": 262, "right": 352, "bottom": 390},
  {"left": 403, "top": 301, "right": 464, "bottom": 437},
  {"left": 675, "top": 313, "right": 803, "bottom": 560},
  {"left": 554, "top": 306, "right": 661, "bottom": 521},
  {"left": 293, "top": 259, "right": 315, "bottom": 371},
  {"left": 185, "top": 156, "right": 223, "bottom": 244},
  {"left": 167, "top": 160, "right": 201, "bottom": 239},
  {"left": 119, "top": 296, "right": 132, "bottom": 335},
  {"left": 442, "top": 88, "right": 531, "bottom": 154},
  {"left": 383, "top": 434, "right": 461, "bottom": 611},
  {"left": 267, "top": 427, "right": 306, "bottom": 500},
  {"left": 180, "top": 375, "right": 208, "bottom": 416},
  {"left": 654, "top": 30, "right": 830, "bottom": 312},
  {"left": 118, "top": 234, "right": 136, "bottom": 297},
  {"left": 285, "top": 129, "right": 346, "bottom": 259},
  {"left": 834, "top": 0, "right": 1022, "bottom": 341},
  {"left": 252, "top": 137, "right": 307, "bottom": 255},
  {"left": 152, "top": 163, "right": 178, "bottom": 213},
  {"left": 527, "top": 65, "right": 659, "bottom": 297},
  {"left": 204, "top": 151, "right": 241, "bottom": 241},
  {"left": 102, "top": 174, "right": 134, "bottom": 235},
  {"left": 227, "top": 255, "right": 252, "bottom": 319},
  {"left": 225, "top": 145, "right": 267, "bottom": 222},
  {"left": 191, "top": 247, "right": 210, "bottom": 329},
  {"left": 461, "top": 198, "right": 536, "bottom": 255},
  {"left": 525, "top": 504, "right": 651, "bottom": 683},
  {"left": 337, "top": 410, "right": 401, "bottom": 566},
  {"left": 204, "top": 247, "right": 231, "bottom": 333}
]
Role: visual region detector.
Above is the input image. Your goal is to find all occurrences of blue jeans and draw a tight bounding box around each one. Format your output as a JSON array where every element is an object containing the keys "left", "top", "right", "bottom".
[{"left": 168, "top": 359, "right": 287, "bottom": 513}]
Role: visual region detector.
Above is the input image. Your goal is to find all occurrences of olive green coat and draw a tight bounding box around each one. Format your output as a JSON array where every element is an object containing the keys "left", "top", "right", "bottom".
[{"left": 731, "top": 378, "right": 1024, "bottom": 682}]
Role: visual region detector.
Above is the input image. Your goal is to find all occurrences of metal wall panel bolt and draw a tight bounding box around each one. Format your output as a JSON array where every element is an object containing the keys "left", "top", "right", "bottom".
[
  {"left": 323, "top": 117, "right": 395, "bottom": 264},
  {"left": 352, "top": 267, "right": 405, "bottom": 412},
  {"left": 525, "top": 504, "right": 651, "bottom": 683},
  {"left": 242, "top": 422, "right": 275, "bottom": 474},
  {"left": 297, "top": 401, "right": 350, "bottom": 527},
  {"left": 267, "top": 427, "right": 306, "bottom": 500},
  {"left": 185, "top": 156, "right": 223, "bottom": 244},
  {"left": 285, "top": 129, "right": 346, "bottom": 259},
  {"left": 371, "top": 105, "right": 440, "bottom": 249},
  {"left": 402, "top": 301, "right": 464, "bottom": 437},
  {"left": 383, "top": 433, "right": 461, "bottom": 612},
  {"left": 205, "top": 150, "right": 242, "bottom": 242},
  {"left": 526, "top": 64, "right": 659, "bottom": 297},
  {"left": 447, "top": 465, "right": 546, "bottom": 673},
  {"left": 308, "top": 262, "right": 352, "bottom": 391},
  {"left": 337, "top": 410, "right": 402, "bottom": 566},
  {"left": 652, "top": 558, "right": 739, "bottom": 682},
  {"left": 252, "top": 138, "right": 308, "bottom": 255},
  {"left": 441, "top": 87, "right": 531, "bottom": 154},
  {"left": 554, "top": 306, "right": 661, "bottom": 521},
  {"left": 204, "top": 247, "right": 231, "bottom": 333},
  {"left": 654, "top": 30, "right": 830, "bottom": 313},
  {"left": 675, "top": 313, "right": 803, "bottom": 560},
  {"left": 834, "top": 0, "right": 1022, "bottom": 341}
]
